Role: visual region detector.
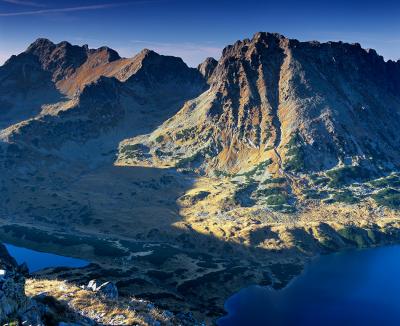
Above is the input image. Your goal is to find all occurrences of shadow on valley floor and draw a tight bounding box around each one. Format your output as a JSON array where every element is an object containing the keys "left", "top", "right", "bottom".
[{"left": 1, "top": 163, "right": 400, "bottom": 323}]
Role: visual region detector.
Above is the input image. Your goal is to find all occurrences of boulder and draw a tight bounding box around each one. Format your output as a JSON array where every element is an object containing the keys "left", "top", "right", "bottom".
[
  {"left": 86, "top": 279, "right": 102, "bottom": 291},
  {"left": 87, "top": 280, "right": 118, "bottom": 299}
]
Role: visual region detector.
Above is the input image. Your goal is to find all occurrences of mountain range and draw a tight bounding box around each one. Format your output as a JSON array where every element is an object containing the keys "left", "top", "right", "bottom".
[{"left": 1, "top": 32, "right": 400, "bottom": 322}]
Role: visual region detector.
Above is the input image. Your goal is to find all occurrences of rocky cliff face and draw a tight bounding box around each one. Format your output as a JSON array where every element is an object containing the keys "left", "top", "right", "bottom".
[
  {"left": 25, "top": 38, "right": 90, "bottom": 83},
  {"left": 119, "top": 32, "right": 400, "bottom": 176},
  {"left": 198, "top": 57, "right": 218, "bottom": 83},
  {"left": 0, "top": 33, "right": 400, "bottom": 323}
]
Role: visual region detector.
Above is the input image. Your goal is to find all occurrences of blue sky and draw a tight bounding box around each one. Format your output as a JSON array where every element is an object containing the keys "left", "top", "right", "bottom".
[{"left": 0, "top": 0, "right": 399, "bottom": 67}]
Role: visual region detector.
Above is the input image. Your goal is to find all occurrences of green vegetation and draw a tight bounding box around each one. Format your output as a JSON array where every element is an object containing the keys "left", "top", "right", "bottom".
[
  {"left": 236, "top": 159, "right": 272, "bottom": 180},
  {"left": 284, "top": 133, "right": 306, "bottom": 173},
  {"left": 154, "top": 149, "right": 173, "bottom": 158},
  {"left": 262, "top": 123, "right": 273, "bottom": 142},
  {"left": 265, "top": 194, "right": 288, "bottom": 206},
  {"left": 303, "top": 189, "right": 329, "bottom": 200},
  {"left": 214, "top": 170, "right": 232, "bottom": 178},
  {"left": 331, "top": 190, "right": 359, "bottom": 204},
  {"left": 369, "top": 174, "right": 400, "bottom": 188},
  {"left": 309, "top": 174, "right": 330, "bottom": 187},
  {"left": 119, "top": 143, "right": 142, "bottom": 154},
  {"left": 175, "top": 127, "right": 197, "bottom": 141},
  {"left": 326, "top": 165, "right": 374, "bottom": 188},
  {"left": 177, "top": 266, "right": 247, "bottom": 295},
  {"left": 262, "top": 177, "right": 286, "bottom": 185},
  {"left": 155, "top": 135, "right": 164, "bottom": 143},
  {"left": 337, "top": 226, "right": 373, "bottom": 247},
  {"left": 372, "top": 188, "right": 400, "bottom": 209},
  {"left": 256, "top": 186, "right": 286, "bottom": 198},
  {"left": 175, "top": 152, "right": 201, "bottom": 168},
  {"left": 5, "top": 320, "right": 18, "bottom": 326},
  {"left": 181, "top": 191, "right": 211, "bottom": 204}
]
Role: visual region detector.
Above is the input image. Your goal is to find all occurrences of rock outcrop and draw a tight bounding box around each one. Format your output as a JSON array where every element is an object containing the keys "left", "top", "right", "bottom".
[
  {"left": 198, "top": 57, "right": 218, "bottom": 83},
  {"left": 0, "top": 244, "right": 43, "bottom": 325}
]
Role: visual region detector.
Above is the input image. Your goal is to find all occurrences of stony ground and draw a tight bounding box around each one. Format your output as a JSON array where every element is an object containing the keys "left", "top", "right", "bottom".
[{"left": 25, "top": 278, "right": 192, "bottom": 325}]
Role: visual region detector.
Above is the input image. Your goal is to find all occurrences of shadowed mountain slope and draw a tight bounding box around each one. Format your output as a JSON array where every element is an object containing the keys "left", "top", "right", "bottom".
[
  {"left": 0, "top": 33, "right": 400, "bottom": 323},
  {"left": 0, "top": 41, "right": 206, "bottom": 161}
]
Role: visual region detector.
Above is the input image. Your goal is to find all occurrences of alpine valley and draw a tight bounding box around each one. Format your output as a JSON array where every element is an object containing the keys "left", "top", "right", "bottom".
[{"left": 1, "top": 32, "right": 400, "bottom": 324}]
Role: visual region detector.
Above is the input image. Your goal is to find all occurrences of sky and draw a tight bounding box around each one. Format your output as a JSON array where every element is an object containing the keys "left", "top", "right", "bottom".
[{"left": 0, "top": 0, "right": 399, "bottom": 67}]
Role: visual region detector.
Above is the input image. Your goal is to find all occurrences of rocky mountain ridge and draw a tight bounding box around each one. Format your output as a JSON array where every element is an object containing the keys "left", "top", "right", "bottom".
[
  {"left": 0, "top": 40, "right": 206, "bottom": 160},
  {"left": 117, "top": 32, "right": 400, "bottom": 213},
  {"left": 120, "top": 32, "right": 400, "bottom": 175},
  {"left": 0, "top": 32, "right": 400, "bottom": 324}
]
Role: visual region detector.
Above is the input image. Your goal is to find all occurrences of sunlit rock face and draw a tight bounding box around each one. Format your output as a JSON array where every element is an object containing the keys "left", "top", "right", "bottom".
[{"left": 120, "top": 32, "right": 400, "bottom": 176}]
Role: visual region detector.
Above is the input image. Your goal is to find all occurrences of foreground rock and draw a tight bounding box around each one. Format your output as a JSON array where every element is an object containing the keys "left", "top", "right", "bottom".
[
  {"left": 86, "top": 279, "right": 118, "bottom": 299},
  {"left": 26, "top": 278, "right": 205, "bottom": 325},
  {"left": 0, "top": 243, "right": 204, "bottom": 325},
  {"left": 0, "top": 244, "right": 43, "bottom": 325}
]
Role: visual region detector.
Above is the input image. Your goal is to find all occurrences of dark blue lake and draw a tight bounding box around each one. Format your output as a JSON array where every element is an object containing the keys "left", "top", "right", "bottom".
[
  {"left": 219, "top": 245, "right": 400, "bottom": 326},
  {"left": 4, "top": 243, "right": 89, "bottom": 272}
]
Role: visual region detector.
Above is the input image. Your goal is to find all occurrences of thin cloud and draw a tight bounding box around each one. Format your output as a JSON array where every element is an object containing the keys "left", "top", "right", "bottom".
[
  {"left": 2, "top": 0, "right": 45, "bottom": 7},
  {"left": 0, "top": 1, "right": 155, "bottom": 17}
]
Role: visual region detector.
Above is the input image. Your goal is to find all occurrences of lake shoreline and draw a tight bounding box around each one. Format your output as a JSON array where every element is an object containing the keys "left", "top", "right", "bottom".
[
  {"left": 1, "top": 217, "right": 400, "bottom": 324},
  {"left": 219, "top": 244, "right": 400, "bottom": 325}
]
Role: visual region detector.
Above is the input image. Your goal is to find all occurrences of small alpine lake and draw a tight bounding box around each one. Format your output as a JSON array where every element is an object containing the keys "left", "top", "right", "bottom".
[
  {"left": 4, "top": 243, "right": 89, "bottom": 272},
  {"left": 219, "top": 245, "right": 400, "bottom": 326}
]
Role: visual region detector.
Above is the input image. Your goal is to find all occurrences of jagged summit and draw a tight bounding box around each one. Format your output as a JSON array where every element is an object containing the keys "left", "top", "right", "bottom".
[
  {"left": 124, "top": 48, "right": 205, "bottom": 87},
  {"left": 25, "top": 37, "right": 55, "bottom": 53},
  {"left": 0, "top": 37, "right": 207, "bottom": 151},
  {"left": 198, "top": 57, "right": 218, "bottom": 83},
  {"left": 136, "top": 48, "right": 156, "bottom": 57},
  {"left": 88, "top": 46, "right": 121, "bottom": 62},
  {"left": 2, "top": 33, "right": 400, "bottom": 178},
  {"left": 24, "top": 38, "right": 88, "bottom": 81},
  {"left": 6, "top": 38, "right": 123, "bottom": 86},
  {"left": 1, "top": 32, "right": 400, "bottom": 322},
  {"left": 119, "top": 31, "right": 400, "bottom": 178}
]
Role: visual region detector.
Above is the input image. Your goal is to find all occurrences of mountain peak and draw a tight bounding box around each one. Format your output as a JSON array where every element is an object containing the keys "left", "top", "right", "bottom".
[
  {"left": 26, "top": 37, "right": 56, "bottom": 55},
  {"left": 57, "top": 40, "right": 73, "bottom": 48},
  {"left": 98, "top": 46, "right": 120, "bottom": 61},
  {"left": 221, "top": 32, "right": 287, "bottom": 58},
  {"left": 135, "top": 48, "right": 161, "bottom": 62},
  {"left": 119, "top": 31, "right": 400, "bottom": 178},
  {"left": 252, "top": 31, "right": 286, "bottom": 42},
  {"left": 198, "top": 57, "right": 218, "bottom": 82},
  {"left": 25, "top": 39, "right": 89, "bottom": 82},
  {"left": 88, "top": 46, "right": 121, "bottom": 64},
  {"left": 140, "top": 48, "right": 156, "bottom": 55},
  {"left": 27, "top": 37, "right": 55, "bottom": 48}
]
